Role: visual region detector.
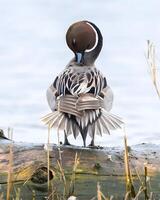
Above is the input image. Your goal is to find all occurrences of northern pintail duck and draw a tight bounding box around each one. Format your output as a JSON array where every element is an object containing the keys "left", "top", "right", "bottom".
[{"left": 42, "top": 21, "right": 123, "bottom": 147}]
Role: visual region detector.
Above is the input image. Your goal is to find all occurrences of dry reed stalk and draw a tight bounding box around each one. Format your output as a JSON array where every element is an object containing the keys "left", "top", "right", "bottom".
[
  {"left": 0, "top": 193, "right": 3, "bottom": 200},
  {"left": 96, "top": 182, "right": 109, "bottom": 200},
  {"left": 124, "top": 191, "right": 131, "bottom": 200},
  {"left": 133, "top": 186, "right": 144, "bottom": 200},
  {"left": 55, "top": 153, "right": 80, "bottom": 199},
  {"left": 6, "top": 141, "right": 13, "bottom": 200},
  {"left": 7, "top": 127, "right": 10, "bottom": 140},
  {"left": 57, "top": 127, "right": 67, "bottom": 199},
  {"left": 149, "top": 192, "right": 153, "bottom": 200},
  {"left": 68, "top": 153, "right": 80, "bottom": 197},
  {"left": 15, "top": 188, "right": 21, "bottom": 200},
  {"left": 134, "top": 167, "right": 143, "bottom": 186},
  {"left": 144, "top": 166, "right": 149, "bottom": 200},
  {"left": 7, "top": 127, "right": 13, "bottom": 140},
  {"left": 57, "top": 128, "right": 62, "bottom": 166},
  {"left": 32, "top": 190, "right": 36, "bottom": 200},
  {"left": 47, "top": 126, "right": 51, "bottom": 190},
  {"left": 97, "top": 182, "right": 102, "bottom": 200},
  {"left": 132, "top": 162, "right": 154, "bottom": 199},
  {"left": 57, "top": 159, "right": 67, "bottom": 198},
  {"left": 123, "top": 126, "right": 136, "bottom": 198},
  {"left": 46, "top": 182, "right": 55, "bottom": 200},
  {"left": 146, "top": 40, "right": 160, "bottom": 98}
]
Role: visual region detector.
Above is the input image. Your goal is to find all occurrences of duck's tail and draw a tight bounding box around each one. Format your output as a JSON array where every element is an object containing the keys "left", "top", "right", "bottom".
[
  {"left": 41, "top": 108, "right": 123, "bottom": 140},
  {"left": 88, "top": 108, "right": 123, "bottom": 138},
  {"left": 41, "top": 111, "right": 80, "bottom": 139}
]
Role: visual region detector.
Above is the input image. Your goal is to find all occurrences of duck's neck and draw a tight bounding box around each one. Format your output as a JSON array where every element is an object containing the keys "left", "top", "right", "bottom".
[{"left": 83, "top": 21, "right": 103, "bottom": 65}]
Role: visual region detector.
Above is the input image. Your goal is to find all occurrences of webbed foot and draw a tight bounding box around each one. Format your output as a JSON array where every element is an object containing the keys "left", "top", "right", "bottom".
[{"left": 88, "top": 140, "right": 103, "bottom": 149}]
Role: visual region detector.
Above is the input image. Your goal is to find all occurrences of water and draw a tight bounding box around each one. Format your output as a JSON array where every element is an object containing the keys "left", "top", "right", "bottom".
[{"left": 0, "top": 0, "right": 160, "bottom": 146}]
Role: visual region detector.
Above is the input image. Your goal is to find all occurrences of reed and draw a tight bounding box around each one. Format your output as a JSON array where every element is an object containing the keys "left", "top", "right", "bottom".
[
  {"left": 7, "top": 127, "right": 13, "bottom": 140},
  {"left": 123, "top": 126, "right": 136, "bottom": 198},
  {"left": 0, "top": 193, "right": 4, "bottom": 200},
  {"left": 15, "top": 188, "right": 21, "bottom": 200},
  {"left": 56, "top": 152, "right": 80, "bottom": 199},
  {"left": 6, "top": 128, "right": 14, "bottom": 200},
  {"left": 32, "top": 190, "right": 36, "bottom": 200},
  {"left": 146, "top": 40, "right": 160, "bottom": 98},
  {"left": 68, "top": 153, "right": 79, "bottom": 197},
  {"left": 144, "top": 166, "right": 149, "bottom": 200},
  {"left": 47, "top": 126, "right": 51, "bottom": 190},
  {"left": 97, "top": 182, "right": 102, "bottom": 200},
  {"left": 0, "top": 127, "right": 156, "bottom": 199}
]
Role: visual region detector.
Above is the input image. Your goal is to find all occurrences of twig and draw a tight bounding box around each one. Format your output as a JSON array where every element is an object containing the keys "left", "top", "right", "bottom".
[
  {"left": 144, "top": 166, "right": 149, "bottom": 200},
  {"left": 123, "top": 126, "right": 136, "bottom": 198},
  {"left": 47, "top": 126, "right": 51, "bottom": 190},
  {"left": 7, "top": 142, "right": 13, "bottom": 200},
  {"left": 97, "top": 182, "right": 102, "bottom": 200}
]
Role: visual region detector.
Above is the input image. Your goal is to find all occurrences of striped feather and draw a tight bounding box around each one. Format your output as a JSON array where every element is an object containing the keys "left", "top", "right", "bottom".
[
  {"left": 57, "top": 114, "right": 65, "bottom": 130},
  {"left": 102, "top": 109, "right": 123, "bottom": 129},
  {"left": 54, "top": 66, "right": 106, "bottom": 97},
  {"left": 66, "top": 120, "right": 72, "bottom": 136},
  {"left": 99, "top": 116, "right": 110, "bottom": 134},
  {"left": 101, "top": 115, "right": 115, "bottom": 130},
  {"left": 49, "top": 113, "right": 63, "bottom": 128},
  {"left": 72, "top": 123, "right": 80, "bottom": 139},
  {"left": 42, "top": 112, "right": 59, "bottom": 125},
  {"left": 96, "top": 119, "right": 103, "bottom": 136}
]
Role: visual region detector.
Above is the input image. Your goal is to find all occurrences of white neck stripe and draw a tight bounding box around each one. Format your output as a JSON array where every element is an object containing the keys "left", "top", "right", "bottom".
[{"left": 85, "top": 22, "right": 98, "bottom": 52}]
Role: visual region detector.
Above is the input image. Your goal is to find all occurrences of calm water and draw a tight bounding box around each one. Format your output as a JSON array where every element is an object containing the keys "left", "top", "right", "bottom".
[{"left": 0, "top": 0, "right": 160, "bottom": 146}]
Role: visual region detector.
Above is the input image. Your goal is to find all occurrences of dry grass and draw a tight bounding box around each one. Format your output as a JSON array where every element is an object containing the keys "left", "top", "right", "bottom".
[
  {"left": 0, "top": 122, "right": 157, "bottom": 200},
  {"left": 6, "top": 128, "right": 14, "bottom": 200},
  {"left": 146, "top": 40, "right": 160, "bottom": 98},
  {"left": 7, "top": 127, "right": 13, "bottom": 140},
  {"left": 123, "top": 127, "right": 155, "bottom": 200},
  {"left": 56, "top": 152, "right": 80, "bottom": 199},
  {"left": 47, "top": 126, "right": 51, "bottom": 190},
  {"left": 88, "top": 127, "right": 155, "bottom": 200},
  {"left": 123, "top": 126, "right": 136, "bottom": 198}
]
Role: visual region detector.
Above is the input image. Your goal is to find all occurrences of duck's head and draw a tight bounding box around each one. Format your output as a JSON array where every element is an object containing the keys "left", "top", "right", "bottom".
[{"left": 66, "top": 21, "right": 103, "bottom": 66}]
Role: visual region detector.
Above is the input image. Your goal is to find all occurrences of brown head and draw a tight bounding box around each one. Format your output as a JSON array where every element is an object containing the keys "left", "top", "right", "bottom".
[{"left": 66, "top": 21, "right": 103, "bottom": 65}]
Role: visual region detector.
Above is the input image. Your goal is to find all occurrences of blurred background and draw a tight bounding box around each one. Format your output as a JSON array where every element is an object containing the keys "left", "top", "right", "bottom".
[{"left": 0, "top": 0, "right": 160, "bottom": 146}]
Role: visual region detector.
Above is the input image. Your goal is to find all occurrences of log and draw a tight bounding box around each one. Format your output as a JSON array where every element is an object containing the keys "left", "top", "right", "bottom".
[{"left": 0, "top": 139, "right": 160, "bottom": 199}]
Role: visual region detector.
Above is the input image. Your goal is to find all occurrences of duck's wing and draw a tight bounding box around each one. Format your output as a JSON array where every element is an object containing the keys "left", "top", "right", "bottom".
[
  {"left": 101, "top": 86, "right": 113, "bottom": 111},
  {"left": 46, "top": 84, "right": 57, "bottom": 112}
]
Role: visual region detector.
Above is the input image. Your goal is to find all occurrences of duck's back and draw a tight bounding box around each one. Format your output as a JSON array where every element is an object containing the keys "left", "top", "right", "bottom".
[{"left": 53, "top": 66, "right": 107, "bottom": 97}]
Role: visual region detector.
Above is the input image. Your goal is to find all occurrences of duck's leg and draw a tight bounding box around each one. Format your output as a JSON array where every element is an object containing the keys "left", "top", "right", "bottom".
[
  {"left": 89, "top": 138, "right": 95, "bottom": 147},
  {"left": 88, "top": 132, "right": 95, "bottom": 147},
  {"left": 81, "top": 127, "right": 87, "bottom": 147},
  {"left": 63, "top": 131, "right": 71, "bottom": 145}
]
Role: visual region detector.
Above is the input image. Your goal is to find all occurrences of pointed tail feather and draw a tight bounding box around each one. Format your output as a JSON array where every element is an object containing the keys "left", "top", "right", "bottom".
[
  {"left": 41, "top": 112, "right": 64, "bottom": 129},
  {"left": 41, "top": 112, "right": 80, "bottom": 138},
  {"left": 92, "top": 109, "right": 123, "bottom": 137},
  {"left": 101, "top": 108, "right": 123, "bottom": 133},
  {"left": 41, "top": 112, "right": 59, "bottom": 124}
]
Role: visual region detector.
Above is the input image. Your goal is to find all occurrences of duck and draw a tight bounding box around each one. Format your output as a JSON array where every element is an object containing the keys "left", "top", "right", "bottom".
[
  {"left": 42, "top": 20, "right": 123, "bottom": 147},
  {"left": 0, "top": 129, "right": 9, "bottom": 140}
]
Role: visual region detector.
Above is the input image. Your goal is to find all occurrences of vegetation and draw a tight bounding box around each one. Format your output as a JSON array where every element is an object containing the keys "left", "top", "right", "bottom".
[{"left": 0, "top": 129, "right": 157, "bottom": 199}]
